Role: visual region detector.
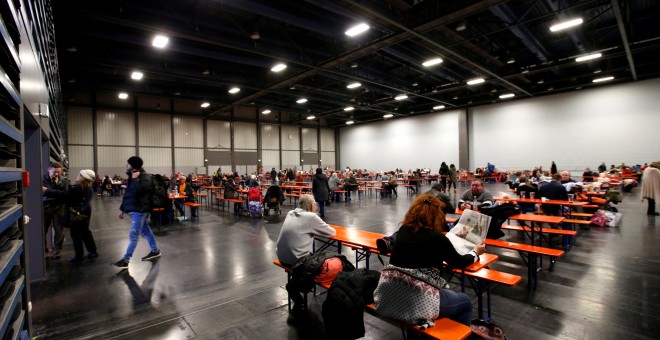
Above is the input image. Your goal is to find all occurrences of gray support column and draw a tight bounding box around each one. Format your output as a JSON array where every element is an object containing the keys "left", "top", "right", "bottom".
[
  {"left": 334, "top": 128, "right": 340, "bottom": 171},
  {"left": 92, "top": 93, "right": 98, "bottom": 172},
  {"left": 256, "top": 108, "right": 262, "bottom": 174},
  {"left": 278, "top": 112, "right": 282, "bottom": 170},
  {"left": 134, "top": 97, "right": 139, "bottom": 156},
  {"left": 203, "top": 118, "right": 208, "bottom": 175},
  {"left": 458, "top": 107, "right": 469, "bottom": 170},
  {"left": 170, "top": 114, "right": 176, "bottom": 175},
  {"left": 299, "top": 126, "right": 303, "bottom": 171},
  {"left": 317, "top": 125, "right": 321, "bottom": 170},
  {"left": 230, "top": 108, "right": 235, "bottom": 173}
]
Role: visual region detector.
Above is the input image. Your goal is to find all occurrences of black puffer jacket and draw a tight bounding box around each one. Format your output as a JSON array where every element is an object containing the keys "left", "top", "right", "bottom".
[
  {"left": 322, "top": 269, "right": 381, "bottom": 339},
  {"left": 120, "top": 170, "right": 153, "bottom": 213},
  {"left": 290, "top": 251, "right": 355, "bottom": 294},
  {"left": 312, "top": 173, "right": 329, "bottom": 202}
]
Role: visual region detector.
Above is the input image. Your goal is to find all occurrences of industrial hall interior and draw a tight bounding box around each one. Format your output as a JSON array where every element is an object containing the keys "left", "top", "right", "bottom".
[{"left": 1, "top": 0, "right": 659, "bottom": 340}]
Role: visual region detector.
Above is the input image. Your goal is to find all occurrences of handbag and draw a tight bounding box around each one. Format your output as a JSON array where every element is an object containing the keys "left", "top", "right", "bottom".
[
  {"left": 373, "top": 265, "right": 446, "bottom": 325},
  {"left": 470, "top": 319, "right": 508, "bottom": 340},
  {"left": 69, "top": 190, "right": 89, "bottom": 222}
]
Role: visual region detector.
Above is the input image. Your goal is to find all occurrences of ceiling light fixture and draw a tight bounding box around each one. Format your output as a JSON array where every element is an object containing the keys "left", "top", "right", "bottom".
[
  {"left": 296, "top": 98, "right": 308, "bottom": 104},
  {"left": 576, "top": 53, "right": 602, "bottom": 62},
  {"left": 467, "top": 78, "right": 485, "bottom": 85},
  {"left": 307, "top": 115, "right": 315, "bottom": 120},
  {"left": 131, "top": 71, "right": 143, "bottom": 80},
  {"left": 202, "top": 69, "right": 210, "bottom": 75},
  {"left": 351, "top": 63, "right": 358, "bottom": 68},
  {"left": 383, "top": 114, "right": 394, "bottom": 118},
  {"left": 201, "top": 102, "right": 210, "bottom": 108},
  {"left": 344, "top": 106, "right": 354, "bottom": 111},
  {"left": 455, "top": 22, "right": 467, "bottom": 32},
  {"left": 118, "top": 92, "right": 128, "bottom": 100},
  {"left": 394, "top": 94, "right": 408, "bottom": 101},
  {"left": 593, "top": 76, "right": 614, "bottom": 83},
  {"left": 549, "top": 18, "right": 583, "bottom": 32},
  {"left": 347, "top": 82, "right": 361, "bottom": 89},
  {"left": 250, "top": 31, "right": 260, "bottom": 40},
  {"left": 262, "top": 109, "right": 271, "bottom": 114},
  {"left": 594, "top": 69, "right": 602, "bottom": 74},
  {"left": 422, "top": 58, "right": 443, "bottom": 67},
  {"left": 271, "top": 63, "right": 287, "bottom": 72},
  {"left": 228, "top": 87, "right": 240, "bottom": 94},
  {"left": 346, "top": 120, "right": 354, "bottom": 125},
  {"left": 345, "top": 23, "right": 370, "bottom": 37},
  {"left": 433, "top": 105, "right": 445, "bottom": 110},
  {"left": 499, "top": 93, "right": 515, "bottom": 99},
  {"left": 507, "top": 58, "right": 515, "bottom": 64},
  {"left": 152, "top": 35, "right": 169, "bottom": 48}
]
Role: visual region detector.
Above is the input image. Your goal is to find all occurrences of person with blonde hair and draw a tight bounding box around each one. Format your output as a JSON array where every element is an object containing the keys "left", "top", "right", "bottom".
[
  {"left": 387, "top": 194, "right": 485, "bottom": 325},
  {"left": 43, "top": 169, "right": 98, "bottom": 262}
]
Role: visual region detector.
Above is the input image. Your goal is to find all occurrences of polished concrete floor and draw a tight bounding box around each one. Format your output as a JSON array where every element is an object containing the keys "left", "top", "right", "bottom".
[{"left": 30, "top": 182, "right": 659, "bottom": 339}]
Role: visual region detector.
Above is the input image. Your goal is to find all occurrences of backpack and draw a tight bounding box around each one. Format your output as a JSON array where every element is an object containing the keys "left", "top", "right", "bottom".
[
  {"left": 150, "top": 174, "right": 168, "bottom": 209},
  {"left": 248, "top": 187, "right": 261, "bottom": 202}
]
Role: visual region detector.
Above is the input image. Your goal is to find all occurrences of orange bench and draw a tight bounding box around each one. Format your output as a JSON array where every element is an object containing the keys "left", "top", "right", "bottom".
[
  {"left": 273, "top": 260, "right": 471, "bottom": 340},
  {"left": 184, "top": 202, "right": 203, "bottom": 219},
  {"left": 215, "top": 197, "right": 245, "bottom": 215},
  {"left": 501, "top": 224, "right": 577, "bottom": 250}
]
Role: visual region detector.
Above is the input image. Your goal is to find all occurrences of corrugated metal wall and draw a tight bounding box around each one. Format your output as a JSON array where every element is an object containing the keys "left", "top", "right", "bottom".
[
  {"left": 139, "top": 113, "right": 172, "bottom": 147},
  {"left": 97, "top": 111, "right": 135, "bottom": 145},
  {"left": 96, "top": 146, "right": 136, "bottom": 177},
  {"left": 282, "top": 150, "right": 300, "bottom": 168},
  {"left": 281, "top": 126, "right": 300, "bottom": 150},
  {"left": 320, "top": 128, "right": 335, "bottom": 152},
  {"left": 139, "top": 147, "right": 172, "bottom": 167},
  {"left": 262, "top": 150, "right": 279, "bottom": 166},
  {"left": 260, "top": 124, "right": 279, "bottom": 149},
  {"left": 321, "top": 151, "right": 336, "bottom": 170},
  {"left": 68, "top": 145, "right": 93, "bottom": 168},
  {"left": 207, "top": 120, "right": 231, "bottom": 149},
  {"left": 173, "top": 116, "right": 203, "bottom": 147},
  {"left": 67, "top": 108, "right": 93, "bottom": 144},
  {"left": 301, "top": 128, "right": 318, "bottom": 152},
  {"left": 174, "top": 148, "right": 204, "bottom": 167},
  {"left": 234, "top": 122, "right": 257, "bottom": 149}
]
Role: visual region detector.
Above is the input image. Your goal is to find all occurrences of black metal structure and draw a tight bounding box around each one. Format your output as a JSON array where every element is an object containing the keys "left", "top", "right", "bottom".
[{"left": 54, "top": 0, "right": 660, "bottom": 127}]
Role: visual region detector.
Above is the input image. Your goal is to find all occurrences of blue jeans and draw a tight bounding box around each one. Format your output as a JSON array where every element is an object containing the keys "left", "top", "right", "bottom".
[
  {"left": 318, "top": 201, "right": 325, "bottom": 218},
  {"left": 123, "top": 212, "right": 158, "bottom": 260},
  {"left": 439, "top": 289, "right": 472, "bottom": 326}
]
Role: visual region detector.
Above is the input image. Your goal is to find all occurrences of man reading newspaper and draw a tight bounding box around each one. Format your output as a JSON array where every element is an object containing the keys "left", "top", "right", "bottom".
[{"left": 445, "top": 209, "right": 491, "bottom": 255}]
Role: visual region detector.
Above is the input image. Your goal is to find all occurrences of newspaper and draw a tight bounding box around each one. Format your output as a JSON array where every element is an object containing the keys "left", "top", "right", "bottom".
[{"left": 446, "top": 209, "right": 491, "bottom": 255}]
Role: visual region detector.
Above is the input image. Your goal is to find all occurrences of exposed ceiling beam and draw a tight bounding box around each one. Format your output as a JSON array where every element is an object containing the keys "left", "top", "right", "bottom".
[{"left": 611, "top": 0, "right": 637, "bottom": 80}]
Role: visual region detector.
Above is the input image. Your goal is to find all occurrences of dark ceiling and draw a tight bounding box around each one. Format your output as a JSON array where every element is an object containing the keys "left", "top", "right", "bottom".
[{"left": 54, "top": 0, "right": 660, "bottom": 127}]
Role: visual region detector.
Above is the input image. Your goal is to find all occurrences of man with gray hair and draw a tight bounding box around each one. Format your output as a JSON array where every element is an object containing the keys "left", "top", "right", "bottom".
[{"left": 276, "top": 194, "right": 336, "bottom": 266}]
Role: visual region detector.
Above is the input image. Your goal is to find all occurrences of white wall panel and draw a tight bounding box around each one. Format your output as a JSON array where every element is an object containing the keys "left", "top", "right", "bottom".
[
  {"left": 261, "top": 124, "right": 280, "bottom": 149},
  {"left": 97, "top": 111, "right": 135, "bottom": 145},
  {"left": 173, "top": 116, "right": 203, "bottom": 147},
  {"left": 261, "top": 150, "right": 280, "bottom": 165},
  {"left": 339, "top": 111, "right": 459, "bottom": 170},
  {"left": 282, "top": 150, "right": 300, "bottom": 168},
  {"left": 234, "top": 122, "right": 257, "bottom": 149},
  {"left": 470, "top": 78, "right": 660, "bottom": 172},
  {"left": 68, "top": 145, "right": 93, "bottom": 168},
  {"left": 96, "top": 146, "right": 136, "bottom": 177},
  {"left": 138, "top": 147, "right": 172, "bottom": 167},
  {"left": 301, "top": 128, "right": 318, "bottom": 152},
  {"left": 320, "top": 128, "right": 335, "bottom": 151},
  {"left": 175, "top": 148, "right": 204, "bottom": 166},
  {"left": 281, "top": 126, "right": 300, "bottom": 150},
  {"left": 321, "top": 151, "right": 335, "bottom": 169},
  {"left": 139, "top": 113, "right": 171, "bottom": 147},
  {"left": 67, "top": 108, "right": 93, "bottom": 144},
  {"left": 207, "top": 120, "right": 231, "bottom": 149}
]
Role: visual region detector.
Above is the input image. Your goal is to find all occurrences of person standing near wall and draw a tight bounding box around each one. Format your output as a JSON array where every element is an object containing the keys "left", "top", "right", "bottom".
[
  {"left": 448, "top": 164, "right": 458, "bottom": 193},
  {"left": 439, "top": 162, "right": 449, "bottom": 190},
  {"left": 641, "top": 161, "right": 660, "bottom": 216},
  {"left": 312, "top": 168, "right": 329, "bottom": 218},
  {"left": 43, "top": 162, "right": 69, "bottom": 260},
  {"left": 113, "top": 156, "right": 161, "bottom": 269},
  {"left": 551, "top": 161, "right": 558, "bottom": 175}
]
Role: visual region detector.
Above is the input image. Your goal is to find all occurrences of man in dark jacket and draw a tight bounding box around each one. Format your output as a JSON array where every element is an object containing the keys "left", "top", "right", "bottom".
[
  {"left": 113, "top": 156, "right": 161, "bottom": 269},
  {"left": 538, "top": 173, "right": 569, "bottom": 215},
  {"left": 270, "top": 167, "right": 278, "bottom": 184},
  {"left": 424, "top": 184, "right": 455, "bottom": 216},
  {"left": 43, "top": 162, "right": 69, "bottom": 259},
  {"left": 312, "top": 168, "right": 329, "bottom": 218}
]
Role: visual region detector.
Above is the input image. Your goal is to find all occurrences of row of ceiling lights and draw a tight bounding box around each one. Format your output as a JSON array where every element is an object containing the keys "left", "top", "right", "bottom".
[{"left": 119, "top": 21, "right": 616, "bottom": 123}]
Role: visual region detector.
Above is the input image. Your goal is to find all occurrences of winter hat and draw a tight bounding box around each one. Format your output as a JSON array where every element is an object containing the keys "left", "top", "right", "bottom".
[
  {"left": 127, "top": 156, "right": 143, "bottom": 170},
  {"left": 80, "top": 169, "right": 95, "bottom": 181}
]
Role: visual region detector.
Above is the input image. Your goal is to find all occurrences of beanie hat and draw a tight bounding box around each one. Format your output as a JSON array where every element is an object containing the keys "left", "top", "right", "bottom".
[
  {"left": 127, "top": 156, "right": 143, "bottom": 170},
  {"left": 80, "top": 169, "right": 95, "bottom": 181}
]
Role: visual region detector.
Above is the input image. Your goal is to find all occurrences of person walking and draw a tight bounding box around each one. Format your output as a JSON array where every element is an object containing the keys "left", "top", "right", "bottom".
[
  {"left": 448, "top": 164, "right": 458, "bottom": 193},
  {"left": 43, "top": 169, "right": 98, "bottom": 262},
  {"left": 439, "top": 162, "right": 449, "bottom": 190},
  {"left": 550, "top": 161, "right": 558, "bottom": 175},
  {"left": 42, "top": 162, "right": 69, "bottom": 259},
  {"left": 113, "top": 156, "right": 161, "bottom": 269},
  {"left": 312, "top": 168, "right": 330, "bottom": 218}
]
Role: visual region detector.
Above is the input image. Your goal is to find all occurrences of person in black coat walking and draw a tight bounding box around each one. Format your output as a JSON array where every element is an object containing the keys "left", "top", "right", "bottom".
[
  {"left": 312, "top": 168, "right": 330, "bottom": 218},
  {"left": 43, "top": 169, "right": 98, "bottom": 262}
]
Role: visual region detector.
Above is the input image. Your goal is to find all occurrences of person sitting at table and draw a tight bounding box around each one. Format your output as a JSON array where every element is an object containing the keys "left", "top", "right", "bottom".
[
  {"left": 560, "top": 171, "right": 575, "bottom": 184},
  {"left": 515, "top": 176, "right": 539, "bottom": 214},
  {"left": 264, "top": 183, "right": 284, "bottom": 216},
  {"left": 538, "top": 173, "right": 568, "bottom": 215},
  {"left": 424, "top": 183, "right": 454, "bottom": 216},
  {"left": 598, "top": 162, "right": 607, "bottom": 173},
  {"left": 641, "top": 161, "right": 660, "bottom": 216},
  {"left": 101, "top": 175, "right": 113, "bottom": 197},
  {"left": 276, "top": 194, "right": 338, "bottom": 311},
  {"left": 174, "top": 176, "right": 197, "bottom": 218},
  {"left": 530, "top": 169, "right": 542, "bottom": 186},
  {"left": 381, "top": 194, "right": 485, "bottom": 326},
  {"left": 458, "top": 180, "right": 494, "bottom": 211},
  {"left": 327, "top": 172, "right": 341, "bottom": 202},
  {"left": 582, "top": 167, "right": 595, "bottom": 182},
  {"left": 343, "top": 172, "right": 358, "bottom": 200}
]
